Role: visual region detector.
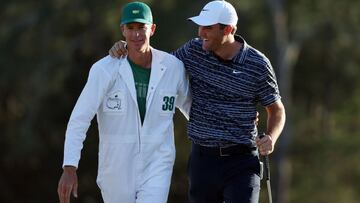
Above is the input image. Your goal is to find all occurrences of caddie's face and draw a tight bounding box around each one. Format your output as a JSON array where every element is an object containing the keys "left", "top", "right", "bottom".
[
  {"left": 121, "top": 22, "right": 155, "bottom": 52},
  {"left": 198, "top": 24, "right": 226, "bottom": 52}
]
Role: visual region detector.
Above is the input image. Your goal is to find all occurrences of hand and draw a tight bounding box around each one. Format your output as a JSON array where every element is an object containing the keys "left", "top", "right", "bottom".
[
  {"left": 109, "top": 40, "right": 128, "bottom": 58},
  {"left": 57, "top": 166, "right": 78, "bottom": 203},
  {"left": 256, "top": 134, "right": 274, "bottom": 156}
]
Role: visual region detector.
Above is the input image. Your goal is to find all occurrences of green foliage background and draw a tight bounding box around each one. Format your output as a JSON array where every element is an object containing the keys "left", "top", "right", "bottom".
[{"left": 0, "top": 0, "right": 359, "bottom": 202}]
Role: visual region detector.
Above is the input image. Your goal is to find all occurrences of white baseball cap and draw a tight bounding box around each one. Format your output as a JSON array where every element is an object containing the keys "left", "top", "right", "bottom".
[{"left": 188, "top": 0, "right": 238, "bottom": 26}]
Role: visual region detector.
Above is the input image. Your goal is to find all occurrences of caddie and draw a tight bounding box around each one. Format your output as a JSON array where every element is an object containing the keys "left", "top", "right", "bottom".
[{"left": 57, "top": 2, "right": 191, "bottom": 203}]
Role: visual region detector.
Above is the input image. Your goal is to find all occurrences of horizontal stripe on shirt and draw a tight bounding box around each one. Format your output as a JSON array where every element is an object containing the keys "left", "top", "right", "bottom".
[{"left": 172, "top": 35, "right": 281, "bottom": 147}]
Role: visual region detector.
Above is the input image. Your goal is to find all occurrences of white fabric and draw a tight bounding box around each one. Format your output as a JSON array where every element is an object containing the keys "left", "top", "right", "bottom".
[
  {"left": 188, "top": 0, "right": 238, "bottom": 26},
  {"left": 62, "top": 48, "right": 191, "bottom": 203}
]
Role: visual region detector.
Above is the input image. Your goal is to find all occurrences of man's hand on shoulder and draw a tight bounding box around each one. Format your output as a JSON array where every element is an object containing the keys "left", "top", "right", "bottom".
[{"left": 109, "top": 40, "right": 128, "bottom": 58}]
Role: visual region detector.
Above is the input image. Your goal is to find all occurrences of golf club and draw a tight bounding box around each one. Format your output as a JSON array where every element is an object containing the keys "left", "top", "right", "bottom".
[{"left": 259, "top": 133, "right": 273, "bottom": 203}]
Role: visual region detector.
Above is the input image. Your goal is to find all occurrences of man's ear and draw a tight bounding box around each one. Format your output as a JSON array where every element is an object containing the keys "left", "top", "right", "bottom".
[
  {"left": 150, "top": 24, "right": 156, "bottom": 36},
  {"left": 223, "top": 25, "right": 233, "bottom": 35}
]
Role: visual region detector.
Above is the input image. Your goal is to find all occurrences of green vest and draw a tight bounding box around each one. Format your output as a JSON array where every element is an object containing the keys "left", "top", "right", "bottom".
[{"left": 127, "top": 58, "right": 151, "bottom": 124}]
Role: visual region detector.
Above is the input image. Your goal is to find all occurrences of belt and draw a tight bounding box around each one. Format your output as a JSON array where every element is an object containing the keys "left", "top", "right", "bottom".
[{"left": 194, "top": 143, "right": 257, "bottom": 157}]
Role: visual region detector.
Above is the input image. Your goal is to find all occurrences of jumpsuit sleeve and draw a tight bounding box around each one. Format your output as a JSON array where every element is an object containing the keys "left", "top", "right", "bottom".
[
  {"left": 62, "top": 63, "right": 112, "bottom": 168},
  {"left": 175, "top": 61, "right": 192, "bottom": 120}
]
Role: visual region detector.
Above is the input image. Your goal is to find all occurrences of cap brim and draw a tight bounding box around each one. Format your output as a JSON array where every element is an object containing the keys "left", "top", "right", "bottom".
[
  {"left": 188, "top": 16, "right": 216, "bottom": 26},
  {"left": 121, "top": 18, "right": 152, "bottom": 25}
]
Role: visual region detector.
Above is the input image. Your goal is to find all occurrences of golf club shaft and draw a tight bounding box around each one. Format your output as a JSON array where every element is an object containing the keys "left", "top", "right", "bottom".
[
  {"left": 259, "top": 133, "right": 273, "bottom": 203},
  {"left": 267, "top": 180, "right": 273, "bottom": 203}
]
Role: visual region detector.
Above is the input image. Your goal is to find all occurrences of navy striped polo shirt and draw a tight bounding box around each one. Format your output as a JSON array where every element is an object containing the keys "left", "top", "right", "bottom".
[{"left": 172, "top": 35, "right": 281, "bottom": 147}]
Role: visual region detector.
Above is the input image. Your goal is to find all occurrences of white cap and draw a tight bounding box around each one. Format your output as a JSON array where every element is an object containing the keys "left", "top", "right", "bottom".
[{"left": 188, "top": 0, "right": 238, "bottom": 26}]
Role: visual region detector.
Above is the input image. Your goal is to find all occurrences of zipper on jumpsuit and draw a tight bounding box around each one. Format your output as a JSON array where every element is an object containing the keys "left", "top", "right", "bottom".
[
  {"left": 134, "top": 83, "right": 153, "bottom": 192},
  {"left": 134, "top": 103, "right": 142, "bottom": 194}
]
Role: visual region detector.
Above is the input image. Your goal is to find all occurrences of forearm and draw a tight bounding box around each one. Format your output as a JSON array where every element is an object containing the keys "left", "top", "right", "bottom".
[{"left": 266, "top": 100, "right": 286, "bottom": 145}]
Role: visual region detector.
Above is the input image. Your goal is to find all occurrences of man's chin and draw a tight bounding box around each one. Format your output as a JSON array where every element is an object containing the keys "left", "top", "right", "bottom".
[{"left": 130, "top": 44, "right": 145, "bottom": 51}]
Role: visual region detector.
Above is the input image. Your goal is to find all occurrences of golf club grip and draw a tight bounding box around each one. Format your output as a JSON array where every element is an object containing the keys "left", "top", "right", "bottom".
[{"left": 259, "top": 133, "right": 271, "bottom": 181}]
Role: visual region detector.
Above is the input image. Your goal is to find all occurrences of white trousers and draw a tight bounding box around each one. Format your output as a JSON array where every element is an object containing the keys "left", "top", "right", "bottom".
[{"left": 96, "top": 140, "right": 175, "bottom": 203}]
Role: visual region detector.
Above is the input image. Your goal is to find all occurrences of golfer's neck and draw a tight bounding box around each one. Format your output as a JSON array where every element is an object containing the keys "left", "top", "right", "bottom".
[{"left": 214, "top": 39, "right": 242, "bottom": 61}]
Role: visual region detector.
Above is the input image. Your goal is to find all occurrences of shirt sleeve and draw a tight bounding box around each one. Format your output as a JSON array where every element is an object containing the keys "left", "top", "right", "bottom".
[
  {"left": 171, "top": 39, "right": 193, "bottom": 63},
  {"left": 257, "top": 59, "right": 281, "bottom": 107},
  {"left": 62, "top": 64, "right": 112, "bottom": 168}
]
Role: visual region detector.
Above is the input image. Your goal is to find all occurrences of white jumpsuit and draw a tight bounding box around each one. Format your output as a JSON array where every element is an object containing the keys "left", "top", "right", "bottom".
[{"left": 62, "top": 48, "right": 191, "bottom": 203}]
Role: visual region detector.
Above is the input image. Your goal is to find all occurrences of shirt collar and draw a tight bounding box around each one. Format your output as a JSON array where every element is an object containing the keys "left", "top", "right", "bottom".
[
  {"left": 234, "top": 35, "right": 249, "bottom": 65},
  {"left": 209, "top": 35, "right": 248, "bottom": 64}
]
